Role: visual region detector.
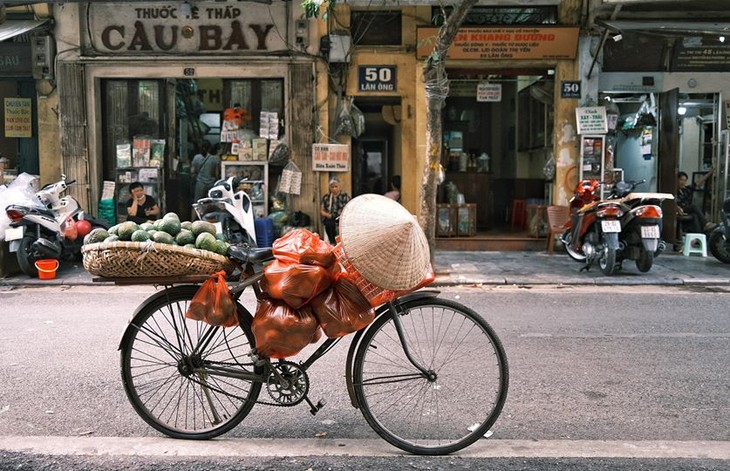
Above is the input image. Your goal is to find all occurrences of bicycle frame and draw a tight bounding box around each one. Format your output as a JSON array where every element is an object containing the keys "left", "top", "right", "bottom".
[{"left": 121, "top": 266, "right": 442, "bottom": 412}]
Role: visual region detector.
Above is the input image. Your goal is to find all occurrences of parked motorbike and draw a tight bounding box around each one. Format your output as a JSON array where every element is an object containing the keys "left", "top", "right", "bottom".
[
  {"left": 708, "top": 196, "right": 730, "bottom": 263},
  {"left": 4, "top": 175, "right": 109, "bottom": 277},
  {"left": 192, "top": 176, "right": 257, "bottom": 246},
  {"left": 561, "top": 178, "right": 672, "bottom": 275},
  {"left": 610, "top": 180, "right": 673, "bottom": 273}
]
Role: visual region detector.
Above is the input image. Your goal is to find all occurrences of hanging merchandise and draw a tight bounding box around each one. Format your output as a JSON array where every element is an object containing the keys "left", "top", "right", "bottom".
[
  {"left": 269, "top": 140, "right": 291, "bottom": 167},
  {"left": 278, "top": 160, "right": 302, "bottom": 195},
  {"left": 543, "top": 153, "right": 556, "bottom": 180},
  {"left": 334, "top": 97, "right": 365, "bottom": 138}
]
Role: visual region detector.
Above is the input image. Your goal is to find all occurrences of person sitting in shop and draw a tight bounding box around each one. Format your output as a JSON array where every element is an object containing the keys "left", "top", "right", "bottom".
[
  {"left": 384, "top": 175, "right": 401, "bottom": 202},
  {"left": 320, "top": 177, "right": 351, "bottom": 244},
  {"left": 126, "top": 181, "right": 160, "bottom": 224},
  {"left": 677, "top": 169, "right": 716, "bottom": 233}
]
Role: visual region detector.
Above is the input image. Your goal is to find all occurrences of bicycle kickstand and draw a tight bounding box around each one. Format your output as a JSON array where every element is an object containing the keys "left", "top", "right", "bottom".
[{"left": 304, "top": 396, "right": 326, "bottom": 416}]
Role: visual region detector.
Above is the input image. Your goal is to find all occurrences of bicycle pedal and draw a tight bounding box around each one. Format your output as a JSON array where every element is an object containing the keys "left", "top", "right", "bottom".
[{"left": 304, "top": 396, "right": 326, "bottom": 416}]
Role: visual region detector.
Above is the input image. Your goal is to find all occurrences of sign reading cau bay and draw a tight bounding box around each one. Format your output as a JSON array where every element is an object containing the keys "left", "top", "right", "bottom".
[{"left": 88, "top": 1, "right": 288, "bottom": 54}]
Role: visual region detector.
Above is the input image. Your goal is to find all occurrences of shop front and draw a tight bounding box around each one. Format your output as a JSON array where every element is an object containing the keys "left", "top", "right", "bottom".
[{"left": 52, "top": 2, "right": 317, "bottom": 226}]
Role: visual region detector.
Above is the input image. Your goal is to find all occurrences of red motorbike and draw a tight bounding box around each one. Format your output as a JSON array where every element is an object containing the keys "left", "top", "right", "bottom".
[{"left": 561, "top": 179, "right": 624, "bottom": 275}]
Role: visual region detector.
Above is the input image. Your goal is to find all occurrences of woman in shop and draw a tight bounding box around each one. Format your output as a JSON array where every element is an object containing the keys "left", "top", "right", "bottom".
[
  {"left": 191, "top": 140, "right": 221, "bottom": 202},
  {"left": 320, "top": 177, "right": 350, "bottom": 244}
]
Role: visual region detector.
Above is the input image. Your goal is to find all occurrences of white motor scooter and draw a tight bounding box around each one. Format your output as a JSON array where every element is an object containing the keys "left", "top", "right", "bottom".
[
  {"left": 192, "top": 176, "right": 257, "bottom": 246},
  {"left": 5, "top": 174, "right": 108, "bottom": 276}
]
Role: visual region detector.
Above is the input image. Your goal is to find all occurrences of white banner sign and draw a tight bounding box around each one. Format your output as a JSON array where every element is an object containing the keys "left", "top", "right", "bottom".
[
  {"left": 576, "top": 106, "right": 608, "bottom": 134},
  {"left": 312, "top": 143, "right": 350, "bottom": 172},
  {"left": 477, "top": 83, "right": 502, "bottom": 102}
]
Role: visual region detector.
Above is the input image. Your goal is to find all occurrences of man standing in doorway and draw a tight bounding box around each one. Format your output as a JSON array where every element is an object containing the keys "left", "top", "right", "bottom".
[{"left": 191, "top": 140, "right": 220, "bottom": 202}]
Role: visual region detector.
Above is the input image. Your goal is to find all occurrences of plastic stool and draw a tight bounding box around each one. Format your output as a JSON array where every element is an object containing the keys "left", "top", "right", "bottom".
[
  {"left": 511, "top": 199, "right": 527, "bottom": 231},
  {"left": 682, "top": 233, "right": 707, "bottom": 257}
]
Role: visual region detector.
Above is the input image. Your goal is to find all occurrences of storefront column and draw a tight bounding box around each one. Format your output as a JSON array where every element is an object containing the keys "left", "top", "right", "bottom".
[{"left": 552, "top": 0, "right": 582, "bottom": 206}]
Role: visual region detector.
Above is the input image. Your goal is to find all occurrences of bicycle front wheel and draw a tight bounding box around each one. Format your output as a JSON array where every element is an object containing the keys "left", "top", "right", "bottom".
[
  {"left": 353, "top": 297, "right": 508, "bottom": 455},
  {"left": 120, "top": 285, "right": 262, "bottom": 440}
]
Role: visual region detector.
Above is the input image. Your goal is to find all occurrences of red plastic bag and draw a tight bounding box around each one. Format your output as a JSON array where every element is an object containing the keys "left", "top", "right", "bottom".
[
  {"left": 272, "top": 228, "right": 336, "bottom": 268},
  {"left": 310, "top": 278, "right": 375, "bottom": 338},
  {"left": 262, "top": 259, "right": 335, "bottom": 309},
  {"left": 252, "top": 298, "right": 319, "bottom": 359},
  {"left": 185, "top": 271, "right": 238, "bottom": 327}
]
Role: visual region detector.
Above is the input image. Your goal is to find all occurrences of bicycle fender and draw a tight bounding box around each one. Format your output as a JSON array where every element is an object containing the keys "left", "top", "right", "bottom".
[{"left": 344, "top": 289, "right": 440, "bottom": 409}]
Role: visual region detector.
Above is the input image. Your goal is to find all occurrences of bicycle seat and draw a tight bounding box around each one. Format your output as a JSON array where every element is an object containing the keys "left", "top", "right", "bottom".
[{"left": 228, "top": 245, "right": 274, "bottom": 265}]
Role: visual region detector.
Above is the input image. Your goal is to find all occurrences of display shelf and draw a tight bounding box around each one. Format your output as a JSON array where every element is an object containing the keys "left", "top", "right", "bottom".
[{"left": 115, "top": 167, "right": 163, "bottom": 223}]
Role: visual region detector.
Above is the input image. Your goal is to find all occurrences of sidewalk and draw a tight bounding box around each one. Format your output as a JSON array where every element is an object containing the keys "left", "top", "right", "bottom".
[{"left": 2, "top": 250, "right": 730, "bottom": 287}]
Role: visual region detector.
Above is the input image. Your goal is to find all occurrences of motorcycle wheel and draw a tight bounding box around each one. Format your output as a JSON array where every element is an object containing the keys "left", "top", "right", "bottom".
[
  {"left": 562, "top": 229, "right": 586, "bottom": 262},
  {"left": 599, "top": 246, "right": 618, "bottom": 276},
  {"left": 635, "top": 249, "right": 654, "bottom": 273},
  {"left": 17, "top": 235, "right": 39, "bottom": 277},
  {"left": 709, "top": 230, "right": 730, "bottom": 264}
]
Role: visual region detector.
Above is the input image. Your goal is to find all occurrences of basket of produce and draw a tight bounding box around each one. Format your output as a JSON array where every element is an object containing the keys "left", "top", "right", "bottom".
[{"left": 81, "top": 215, "right": 234, "bottom": 278}]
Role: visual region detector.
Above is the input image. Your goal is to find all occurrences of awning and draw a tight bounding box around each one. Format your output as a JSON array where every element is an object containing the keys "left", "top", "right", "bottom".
[
  {"left": 595, "top": 18, "right": 730, "bottom": 37},
  {"left": 0, "top": 19, "right": 49, "bottom": 42}
]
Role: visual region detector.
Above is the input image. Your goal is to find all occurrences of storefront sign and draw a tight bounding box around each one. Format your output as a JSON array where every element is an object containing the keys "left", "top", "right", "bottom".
[
  {"left": 561, "top": 80, "right": 581, "bottom": 98},
  {"left": 416, "top": 27, "right": 579, "bottom": 60},
  {"left": 671, "top": 37, "right": 730, "bottom": 72},
  {"left": 0, "top": 42, "right": 32, "bottom": 76},
  {"left": 88, "top": 1, "right": 287, "bottom": 54},
  {"left": 575, "top": 106, "right": 608, "bottom": 135},
  {"left": 358, "top": 66, "right": 397, "bottom": 92},
  {"left": 4, "top": 97, "right": 32, "bottom": 138},
  {"left": 312, "top": 143, "right": 349, "bottom": 172},
  {"left": 476, "top": 82, "right": 501, "bottom": 102}
]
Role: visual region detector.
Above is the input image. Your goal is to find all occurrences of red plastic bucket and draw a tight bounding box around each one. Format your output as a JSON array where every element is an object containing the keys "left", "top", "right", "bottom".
[{"left": 34, "top": 259, "right": 59, "bottom": 280}]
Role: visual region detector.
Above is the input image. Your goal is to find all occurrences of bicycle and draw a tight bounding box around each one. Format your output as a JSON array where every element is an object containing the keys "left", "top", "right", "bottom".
[{"left": 118, "top": 244, "right": 509, "bottom": 455}]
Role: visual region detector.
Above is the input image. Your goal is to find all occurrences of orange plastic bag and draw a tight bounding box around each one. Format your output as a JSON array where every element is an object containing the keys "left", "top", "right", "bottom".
[
  {"left": 252, "top": 298, "right": 319, "bottom": 359},
  {"left": 310, "top": 278, "right": 375, "bottom": 338},
  {"left": 185, "top": 271, "right": 238, "bottom": 327},
  {"left": 262, "top": 259, "right": 335, "bottom": 309},
  {"left": 272, "top": 228, "right": 336, "bottom": 268}
]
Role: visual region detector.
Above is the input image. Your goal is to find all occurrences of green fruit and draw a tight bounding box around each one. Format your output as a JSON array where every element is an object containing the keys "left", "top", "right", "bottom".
[
  {"left": 152, "top": 231, "right": 175, "bottom": 244},
  {"left": 215, "top": 232, "right": 226, "bottom": 241},
  {"left": 184, "top": 243, "right": 196, "bottom": 249},
  {"left": 195, "top": 232, "right": 217, "bottom": 251},
  {"left": 85, "top": 228, "right": 109, "bottom": 244},
  {"left": 214, "top": 239, "right": 230, "bottom": 256},
  {"left": 117, "top": 221, "right": 140, "bottom": 241},
  {"left": 175, "top": 228, "right": 195, "bottom": 246},
  {"left": 131, "top": 229, "right": 151, "bottom": 242},
  {"left": 153, "top": 219, "right": 164, "bottom": 230},
  {"left": 191, "top": 220, "right": 217, "bottom": 237},
  {"left": 181, "top": 221, "right": 193, "bottom": 231},
  {"left": 163, "top": 212, "right": 180, "bottom": 222},
  {"left": 139, "top": 222, "right": 154, "bottom": 231},
  {"left": 146, "top": 229, "right": 158, "bottom": 237},
  {"left": 107, "top": 224, "right": 120, "bottom": 236},
  {"left": 158, "top": 218, "right": 181, "bottom": 237},
  {"left": 103, "top": 235, "right": 119, "bottom": 243}
]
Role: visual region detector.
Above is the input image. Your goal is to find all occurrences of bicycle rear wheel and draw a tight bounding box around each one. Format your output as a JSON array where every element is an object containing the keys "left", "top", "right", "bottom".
[
  {"left": 120, "top": 285, "right": 262, "bottom": 439},
  {"left": 353, "top": 297, "right": 508, "bottom": 455}
]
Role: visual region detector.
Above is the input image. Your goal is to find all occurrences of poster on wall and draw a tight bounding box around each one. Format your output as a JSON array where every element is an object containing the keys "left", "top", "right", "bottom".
[
  {"left": 312, "top": 143, "right": 349, "bottom": 171},
  {"left": 4, "top": 97, "right": 32, "bottom": 138},
  {"left": 575, "top": 106, "right": 608, "bottom": 134}
]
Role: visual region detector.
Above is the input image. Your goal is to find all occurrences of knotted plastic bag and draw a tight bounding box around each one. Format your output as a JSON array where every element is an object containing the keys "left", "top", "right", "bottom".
[
  {"left": 185, "top": 271, "right": 238, "bottom": 327},
  {"left": 252, "top": 298, "right": 319, "bottom": 359},
  {"left": 310, "top": 278, "right": 375, "bottom": 338},
  {"left": 261, "top": 260, "right": 335, "bottom": 309},
  {"left": 272, "top": 228, "right": 336, "bottom": 267}
]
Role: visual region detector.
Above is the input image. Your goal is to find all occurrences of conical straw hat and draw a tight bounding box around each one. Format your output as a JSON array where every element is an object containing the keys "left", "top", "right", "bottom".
[{"left": 339, "top": 194, "right": 430, "bottom": 290}]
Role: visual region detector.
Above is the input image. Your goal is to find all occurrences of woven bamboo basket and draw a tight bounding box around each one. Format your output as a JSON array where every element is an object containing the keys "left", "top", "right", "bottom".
[{"left": 81, "top": 241, "right": 233, "bottom": 278}]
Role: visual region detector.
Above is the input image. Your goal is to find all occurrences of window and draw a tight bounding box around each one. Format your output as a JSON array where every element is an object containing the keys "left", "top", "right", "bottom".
[{"left": 351, "top": 10, "right": 402, "bottom": 46}]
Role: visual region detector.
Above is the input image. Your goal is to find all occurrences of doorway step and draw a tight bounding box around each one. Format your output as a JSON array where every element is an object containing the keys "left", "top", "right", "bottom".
[{"left": 436, "top": 231, "right": 546, "bottom": 251}]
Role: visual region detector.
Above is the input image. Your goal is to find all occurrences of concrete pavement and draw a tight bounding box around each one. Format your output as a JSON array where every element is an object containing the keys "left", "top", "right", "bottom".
[{"left": 1, "top": 249, "right": 730, "bottom": 287}]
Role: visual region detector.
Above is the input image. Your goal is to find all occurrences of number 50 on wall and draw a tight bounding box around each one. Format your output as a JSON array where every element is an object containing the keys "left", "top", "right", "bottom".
[{"left": 358, "top": 66, "right": 397, "bottom": 92}]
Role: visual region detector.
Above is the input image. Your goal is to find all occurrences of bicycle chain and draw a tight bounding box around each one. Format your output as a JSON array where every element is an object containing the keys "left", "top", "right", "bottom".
[{"left": 184, "top": 359, "right": 300, "bottom": 408}]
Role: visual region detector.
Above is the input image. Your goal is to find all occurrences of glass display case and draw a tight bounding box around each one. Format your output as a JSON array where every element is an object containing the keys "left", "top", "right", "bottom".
[{"left": 221, "top": 161, "right": 268, "bottom": 217}]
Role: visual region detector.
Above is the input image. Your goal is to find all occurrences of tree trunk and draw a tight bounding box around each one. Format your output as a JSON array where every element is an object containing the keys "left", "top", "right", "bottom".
[{"left": 420, "top": 1, "right": 478, "bottom": 262}]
